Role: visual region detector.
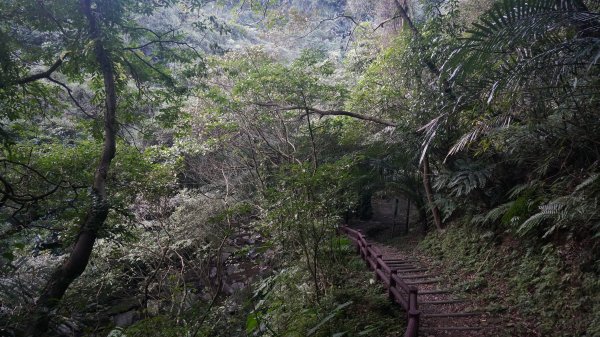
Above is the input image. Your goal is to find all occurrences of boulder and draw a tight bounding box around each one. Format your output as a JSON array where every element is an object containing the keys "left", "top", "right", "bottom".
[{"left": 112, "top": 310, "right": 138, "bottom": 327}]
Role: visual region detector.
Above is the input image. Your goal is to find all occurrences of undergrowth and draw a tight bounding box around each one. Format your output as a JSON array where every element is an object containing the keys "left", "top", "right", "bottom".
[
  {"left": 245, "top": 236, "right": 404, "bottom": 337},
  {"left": 116, "top": 237, "right": 405, "bottom": 337},
  {"left": 419, "top": 225, "right": 600, "bottom": 336}
]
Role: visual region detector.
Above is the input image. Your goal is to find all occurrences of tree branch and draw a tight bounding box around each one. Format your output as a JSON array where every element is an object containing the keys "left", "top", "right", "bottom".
[
  {"left": 373, "top": 14, "right": 402, "bottom": 32},
  {"left": 46, "top": 77, "right": 95, "bottom": 118},
  {"left": 254, "top": 103, "right": 397, "bottom": 127},
  {"left": 0, "top": 56, "right": 66, "bottom": 89},
  {"left": 292, "top": 14, "right": 366, "bottom": 40}
]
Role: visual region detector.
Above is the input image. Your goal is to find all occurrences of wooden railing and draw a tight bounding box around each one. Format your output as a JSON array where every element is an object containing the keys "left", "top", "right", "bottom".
[{"left": 339, "top": 225, "right": 420, "bottom": 337}]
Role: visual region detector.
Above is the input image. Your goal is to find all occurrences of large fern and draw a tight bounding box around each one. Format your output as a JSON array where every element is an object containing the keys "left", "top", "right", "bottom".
[
  {"left": 451, "top": 0, "right": 600, "bottom": 87},
  {"left": 471, "top": 201, "right": 514, "bottom": 226},
  {"left": 434, "top": 159, "right": 492, "bottom": 197},
  {"left": 516, "top": 172, "right": 600, "bottom": 237},
  {"left": 434, "top": 0, "right": 600, "bottom": 158}
]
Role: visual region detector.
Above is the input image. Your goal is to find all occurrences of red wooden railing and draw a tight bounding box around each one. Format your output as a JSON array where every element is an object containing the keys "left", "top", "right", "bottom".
[{"left": 339, "top": 225, "right": 420, "bottom": 337}]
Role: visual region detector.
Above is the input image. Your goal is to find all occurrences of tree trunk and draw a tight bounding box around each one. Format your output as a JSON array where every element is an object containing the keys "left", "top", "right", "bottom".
[
  {"left": 27, "top": 1, "right": 117, "bottom": 335},
  {"left": 421, "top": 155, "right": 443, "bottom": 231},
  {"left": 392, "top": 0, "right": 449, "bottom": 233}
]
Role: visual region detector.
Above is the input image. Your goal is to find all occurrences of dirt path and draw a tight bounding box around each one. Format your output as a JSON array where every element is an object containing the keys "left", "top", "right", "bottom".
[{"left": 348, "top": 220, "right": 515, "bottom": 337}]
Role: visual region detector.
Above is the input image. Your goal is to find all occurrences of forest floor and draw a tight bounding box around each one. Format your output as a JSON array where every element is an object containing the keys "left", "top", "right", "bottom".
[{"left": 347, "top": 220, "right": 529, "bottom": 337}]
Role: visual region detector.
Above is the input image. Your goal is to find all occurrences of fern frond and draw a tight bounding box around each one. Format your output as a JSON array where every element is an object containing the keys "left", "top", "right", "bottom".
[
  {"left": 435, "top": 160, "right": 493, "bottom": 197},
  {"left": 575, "top": 173, "right": 599, "bottom": 192},
  {"left": 508, "top": 180, "right": 539, "bottom": 199},
  {"left": 447, "top": 0, "right": 600, "bottom": 97},
  {"left": 446, "top": 115, "right": 512, "bottom": 159},
  {"left": 517, "top": 212, "right": 552, "bottom": 235},
  {"left": 472, "top": 201, "right": 514, "bottom": 226}
]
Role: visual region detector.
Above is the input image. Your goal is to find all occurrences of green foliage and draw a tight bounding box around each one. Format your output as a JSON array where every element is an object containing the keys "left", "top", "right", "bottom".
[
  {"left": 124, "top": 316, "right": 189, "bottom": 337},
  {"left": 420, "top": 224, "right": 600, "bottom": 336},
  {"left": 246, "top": 240, "right": 403, "bottom": 337},
  {"left": 434, "top": 160, "right": 491, "bottom": 198},
  {"left": 2, "top": 0, "right": 600, "bottom": 335},
  {"left": 264, "top": 158, "right": 358, "bottom": 298}
]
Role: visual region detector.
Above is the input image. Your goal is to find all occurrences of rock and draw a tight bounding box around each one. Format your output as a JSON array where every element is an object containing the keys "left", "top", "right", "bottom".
[
  {"left": 113, "top": 310, "right": 138, "bottom": 327},
  {"left": 221, "top": 252, "right": 231, "bottom": 261},
  {"left": 182, "top": 291, "right": 200, "bottom": 310},
  {"left": 227, "top": 264, "right": 239, "bottom": 275},
  {"left": 231, "top": 282, "right": 245, "bottom": 292},
  {"left": 222, "top": 282, "right": 234, "bottom": 295},
  {"left": 147, "top": 300, "right": 161, "bottom": 316},
  {"left": 221, "top": 246, "right": 236, "bottom": 254},
  {"left": 106, "top": 297, "right": 140, "bottom": 315},
  {"left": 56, "top": 321, "right": 77, "bottom": 336}
]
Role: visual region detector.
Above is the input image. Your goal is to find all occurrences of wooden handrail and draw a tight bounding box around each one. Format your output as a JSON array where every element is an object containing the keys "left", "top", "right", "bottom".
[
  {"left": 392, "top": 274, "right": 411, "bottom": 293},
  {"left": 339, "top": 225, "right": 420, "bottom": 337}
]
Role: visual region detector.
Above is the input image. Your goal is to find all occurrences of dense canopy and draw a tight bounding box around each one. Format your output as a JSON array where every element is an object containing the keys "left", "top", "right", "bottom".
[{"left": 1, "top": 1, "right": 598, "bottom": 336}]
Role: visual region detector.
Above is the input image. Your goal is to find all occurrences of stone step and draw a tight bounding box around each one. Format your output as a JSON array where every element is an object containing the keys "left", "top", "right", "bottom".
[
  {"left": 394, "top": 268, "right": 428, "bottom": 273},
  {"left": 420, "top": 326, "right": 484, "bottom": 331},
  {"left": 422, "top": 312, "right": 481, "bottom": 318},
  {"left": 418, "top": 289, "right": 453, "bottom": 295},
  {"left": 399, "top": 273, "right": 437, "bottom": 279},
  {"left": 420, "top": 299, "right": 465, "bottom": 305},
  {"left": 404, "top": 278, "right": 442, "bottom": 285}
]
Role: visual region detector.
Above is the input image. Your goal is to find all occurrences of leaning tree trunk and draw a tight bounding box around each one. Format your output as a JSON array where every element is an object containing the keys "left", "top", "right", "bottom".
[
  {"left": 421, "top": 155, "right": 443, "bottom": 231},
  {"left": 27, "top": 1, "right": 117, "bottom": 335}
]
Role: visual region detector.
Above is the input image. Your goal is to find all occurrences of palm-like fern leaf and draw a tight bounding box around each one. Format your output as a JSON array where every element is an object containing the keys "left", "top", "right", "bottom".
[
  {"left": 427, "top": 0, "right": 600, "bottom": 159},
  {"left": 434, "top": 159, "right": 492, "bottom": 197},
  {"left": 471, "top": 201, "right": 514, "bottom": 226},
  {"left": 451, "top": 0, "right": 600, "bottom": 93}
]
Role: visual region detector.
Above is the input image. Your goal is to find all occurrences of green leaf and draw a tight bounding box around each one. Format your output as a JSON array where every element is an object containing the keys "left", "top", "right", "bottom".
[
  {"left": 358, "top": 327, "right": 377, "bottom": 335},
  {"left": 307, "top": 301, "right": 353, "bottom": 336},
  {"left": 245, "top": 312, "right": 260, "bottom": 333},
  {"left": 2, "top": 251, "right": 14, "bottom": 261}
]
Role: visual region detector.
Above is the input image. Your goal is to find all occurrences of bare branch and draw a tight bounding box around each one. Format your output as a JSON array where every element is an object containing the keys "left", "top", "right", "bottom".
[
  {"left": 373, "top": 14, "right": 402, "bottom": 32},
  {"left": 254, "top": 103, "right": 397, "bottom": 127},
  {"left": 293, "top": 14, "right": 366, "bottom": 40},
  {"left": 46, "top": 77, "right": 95, "bottom": 118},
  {"left": 0, "top": 55, "right": 67, "bottom": 89}
]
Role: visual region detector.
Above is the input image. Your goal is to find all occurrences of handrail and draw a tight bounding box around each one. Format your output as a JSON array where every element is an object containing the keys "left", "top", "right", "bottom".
[{"left": 339, "top": 225, "right": 420, "bottom": 337}]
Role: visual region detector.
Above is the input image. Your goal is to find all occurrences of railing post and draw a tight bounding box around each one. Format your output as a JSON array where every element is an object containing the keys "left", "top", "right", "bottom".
[
  {"left": 356, "top": 229, "right": 364, "bottom": 255},
  {"left": 407, "top": 286, "right": 420, "bottom": 337},
  {"left": 388, "top": 269, "right": 397, "bottom": 299},
  {"left": 375, "top": 253, "right": 383, "bottom": 280},
  {"left": 355, "top": 231, "right": 362, "bottom": 258},
  {"left": 406, "top": 310, "right": 420, "bottom": 337},
  {"left": 366, "top": 244, "right": 373, "bottom": 268},
  {"left": 409, "top": 287, "right": 419, "bottom": 310},
  {"left": 359, "top": 241, "right": 366, "bottom": 260}
]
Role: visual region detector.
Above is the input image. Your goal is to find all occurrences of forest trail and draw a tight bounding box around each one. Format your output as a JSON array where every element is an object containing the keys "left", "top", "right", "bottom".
[{"left": 346, "top": 221, "right": 512, "bottom": 337}]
